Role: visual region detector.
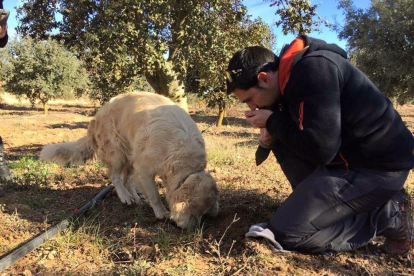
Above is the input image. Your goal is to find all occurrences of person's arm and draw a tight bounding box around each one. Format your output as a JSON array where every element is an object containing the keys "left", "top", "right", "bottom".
[
  {"left": 0, "top": 1, "right": 8, "bottom": 48},
  {"left": 266, "top": 56, "right": 343, "bottom": 165}
]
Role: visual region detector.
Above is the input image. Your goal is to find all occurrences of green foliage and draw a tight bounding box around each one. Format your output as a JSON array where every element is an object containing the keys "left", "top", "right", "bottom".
[
  {"left": 186, "top": 8, "right": 275, "bottom": 113},
  {"left": 8, "top": 156, "right": 58, "bottom": 187},
  {"left": 15, "top": 0, "right": 267, "bottom": 107},
  {"left": 268, "top": 0, "right": 331, "bottom": 35},
  {"left": 0, "top": 37, "right": 89, "bottom": 108},
  {"left": 336, "top": 0, "right": 414, "bottom": 103},
  {"left": 121, "top": 258, "right": 151, "bottom": 276},
  {"left": 13, "top": 0, "right": 326, "bottom": 116}
]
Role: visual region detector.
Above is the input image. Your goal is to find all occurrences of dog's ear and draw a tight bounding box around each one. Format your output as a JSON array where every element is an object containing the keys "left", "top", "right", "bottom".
[
  {"left": 187, "top": 172, "right": 219, "bottom": 217},
  {"left": 167, "top": 178, "right": 196, "bottom": 204},
  {"left": 168, "top": 183, "right": 195, "bottom": 228}
]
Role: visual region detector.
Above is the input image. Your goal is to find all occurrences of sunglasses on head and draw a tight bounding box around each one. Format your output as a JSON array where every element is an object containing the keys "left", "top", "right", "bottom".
[
  {"left": 225, "top": 62, "right": 276, "bottom": 84},
  {"left": 225, "top": 69, "right": 243, "bottom": 83}
]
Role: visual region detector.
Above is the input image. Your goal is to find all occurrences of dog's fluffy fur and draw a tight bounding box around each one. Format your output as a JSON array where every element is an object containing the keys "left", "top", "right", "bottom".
[{"left": 41, "top": 92, "right": 219, "bottom": 228}]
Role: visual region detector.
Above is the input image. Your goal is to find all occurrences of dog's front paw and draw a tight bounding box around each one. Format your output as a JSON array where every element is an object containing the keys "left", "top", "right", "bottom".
[
  {"left": 120, "top": 195, "right": 134, "bottom": 205},
  {"left": 131, "top": 192, "right": 143, "bottom": 205},
  {"left": 154, "top": 207, "right": 170, "bottom": 220},
  {"left": 117, "top": 190, "right": 134, "bottom": 205}
]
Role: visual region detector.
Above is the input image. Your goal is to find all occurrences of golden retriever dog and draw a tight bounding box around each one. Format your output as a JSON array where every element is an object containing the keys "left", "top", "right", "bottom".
[{"left": 40, "top": 92, "right": 219, "bottom": 228}]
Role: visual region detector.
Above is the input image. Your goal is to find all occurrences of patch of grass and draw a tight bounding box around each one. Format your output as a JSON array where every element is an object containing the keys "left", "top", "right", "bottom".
[
  {"left": 52, "top": 172, "right": 66, "bottom": 182},
  {"left": 120, "top": 205, "right": 152, "bottom": 224},
  {"left": 187, "top": 224, "right": 205, "bottom": 248},
  {"left": 89, "top": 161, "right": 106, "bottom": 169},
  {"left": 121, "top": 258, "right": 151, "bottom": 276},
  {"left": 248, "top": 253, "right": 275, "bottom": 263},
  {"left": 53, "top": 213, "right": 107, "bottom": 255},
  {"left": 165, "top": 259, "right": 196, "bottom": 275},
  {"left": 205, "top": 135, "right": 255, "bottom": 169},
  {"left": 152, "top": 227, "right": 173, "bottom": 260},
  {"left": 0, "top": 209, "right": 33, "bottom": 254},
  {"left": 21, "top": 197, "right": 54, "bottom": 210},
  {"left": 207, "top": 149, "right": 235, "bottom": 166},
  {"left": 9, "top": 156, "right": 58, "bottom": 187}
]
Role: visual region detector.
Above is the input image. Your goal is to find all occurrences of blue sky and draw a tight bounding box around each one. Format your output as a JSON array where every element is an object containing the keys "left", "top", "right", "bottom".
[
  {"left": 243, "top": 0, "right": 372, "bottom": 51},
  {"left": 3, "top": 0, "right": 19, "bottom": 38},
  {"left": 3, "top": 0, "right": 371, "bottom": 51}
]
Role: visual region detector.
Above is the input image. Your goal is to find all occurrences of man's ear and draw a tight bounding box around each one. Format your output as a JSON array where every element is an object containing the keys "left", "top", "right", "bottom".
[{"left": 257, "top": 72, "right": 270, "bottom": 85}]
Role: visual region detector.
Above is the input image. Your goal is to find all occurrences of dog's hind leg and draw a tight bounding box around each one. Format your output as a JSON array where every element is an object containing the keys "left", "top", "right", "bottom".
[{"left": 134, "top": 168, "right": 170, "bottom": 220}]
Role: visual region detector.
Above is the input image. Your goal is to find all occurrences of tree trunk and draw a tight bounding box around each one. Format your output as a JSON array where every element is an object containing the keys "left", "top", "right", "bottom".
[
  {"left": 144, "top": 61, "right": 188, "bottom": 113},
  {"left": 216, "top": 102, "right": 226, "bottom": 127},
  {"left": 43, "top": 102, "right": 48, "bottom": 115},
  {"left": 143, "top": 4, "right": 189, "bottom": 113}
]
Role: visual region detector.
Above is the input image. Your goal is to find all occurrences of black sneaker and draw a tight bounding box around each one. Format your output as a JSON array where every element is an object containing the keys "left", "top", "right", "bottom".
[{"left": 383, "top": 190, "right": 413, "bottom": 255}]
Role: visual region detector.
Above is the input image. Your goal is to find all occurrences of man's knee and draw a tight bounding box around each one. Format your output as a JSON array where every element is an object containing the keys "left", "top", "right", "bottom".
[{"left": 268, "top": 224, "right": 327, "bottom": 252}]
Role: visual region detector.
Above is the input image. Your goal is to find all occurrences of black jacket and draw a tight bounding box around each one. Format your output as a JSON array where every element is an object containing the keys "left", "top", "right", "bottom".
[
  {"left": 266, "top": 36, "right": 414, "bottom": 171},
  {"left": 0, "top": 0, "right": 8, "bottom": 48}
]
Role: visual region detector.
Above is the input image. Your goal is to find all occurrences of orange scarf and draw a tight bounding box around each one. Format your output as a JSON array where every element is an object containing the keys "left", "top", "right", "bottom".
[{"left": 279, "top": 37, "right": 306, "bottom": 95}]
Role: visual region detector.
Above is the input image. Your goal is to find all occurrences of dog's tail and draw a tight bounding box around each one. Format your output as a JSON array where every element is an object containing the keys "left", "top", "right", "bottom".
[{"left": 40, "top": 136, "right": 95, "bottom": 165}]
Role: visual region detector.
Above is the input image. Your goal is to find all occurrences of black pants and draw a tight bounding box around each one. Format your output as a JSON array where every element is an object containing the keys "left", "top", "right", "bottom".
[{"left": 267, "top": 147, "right": 409, "bottom": 253}]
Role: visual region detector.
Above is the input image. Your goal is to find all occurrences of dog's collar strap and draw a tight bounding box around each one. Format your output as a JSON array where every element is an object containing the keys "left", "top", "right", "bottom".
[{"left": 177, "top": 170, "right": 205, "bottom": 190}]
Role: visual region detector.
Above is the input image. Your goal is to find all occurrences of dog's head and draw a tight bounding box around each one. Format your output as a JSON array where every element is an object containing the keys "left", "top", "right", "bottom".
[{"left": 168, "top": 171, "right": 219, "bottom": 229}]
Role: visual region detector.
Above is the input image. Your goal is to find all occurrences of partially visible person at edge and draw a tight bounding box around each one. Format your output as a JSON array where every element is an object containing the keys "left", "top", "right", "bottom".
[
  {"left": 0, "top": 0, "right": 12, "bottom": 186},
  {"left": 0, "top": 0, "right": 8, "bottom": 48},
  {"left": 225, "top": 35, "right": 413, "bottom": 255}
]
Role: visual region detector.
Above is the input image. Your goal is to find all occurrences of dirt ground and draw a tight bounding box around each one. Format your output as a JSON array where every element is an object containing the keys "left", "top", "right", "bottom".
[{"left": 0, "top": 92, "right": 413, "bottom": 276}]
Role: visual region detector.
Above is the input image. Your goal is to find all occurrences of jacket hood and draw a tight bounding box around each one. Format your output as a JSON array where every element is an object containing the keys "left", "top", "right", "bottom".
[
  {"left": 277, "top": 35, "right": 348, "bottom": 96},
  {"left": 303, "top": 35, "right": 347, "bottom": 59}
]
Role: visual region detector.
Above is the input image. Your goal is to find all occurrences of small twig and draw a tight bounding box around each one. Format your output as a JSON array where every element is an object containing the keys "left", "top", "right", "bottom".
[
  {"left": 231, "top": 264, "right": 248, "bottom": 276},
  {"left": 133, "top": 222, "right": 138, "bottom": 259},
  {"left": 227, "top": 240, "right": 236, "bottom": 259},
  {"left": 218, "top": 213, "right": 240, "bottom": 247},
  {"left": 68, "top": 260, "right": 90, "bottom": 274},
  {"left": 113, "top": 260, "right": 135, "bottom": 264},
  {"left": 215, "top": 213, "right": 240, "bottom": 263}
]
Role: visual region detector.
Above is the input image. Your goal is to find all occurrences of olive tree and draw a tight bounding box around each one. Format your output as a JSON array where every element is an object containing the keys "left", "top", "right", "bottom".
[{"left": 0, "top": 37, "right": 89, "bottom": 114}]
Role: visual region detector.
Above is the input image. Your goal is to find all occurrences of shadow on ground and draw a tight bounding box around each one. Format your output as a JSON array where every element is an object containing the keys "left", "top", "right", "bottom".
[
  {"left": 191, "top": 113, "right": 249, "bottom": 127},
  {"left": 0, "top": 103, "right": 95, "bottom": 115},
  {"left": 48, "top": 122, "right": 89, "bottom": 130},
  {"left": 5, "top": 144, "right": 44, "bottom": 160}
]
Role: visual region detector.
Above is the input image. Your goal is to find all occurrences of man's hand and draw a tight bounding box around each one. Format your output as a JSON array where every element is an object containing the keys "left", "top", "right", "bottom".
[
  {"left": 245, "top": 109, "right": 273, "bottom": 128},
  {"left": 0, "top": 23, "right": 7, "bottom": 39},
  {"left": 260, "top": 128, "right": 274, "bottom": 146}
]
